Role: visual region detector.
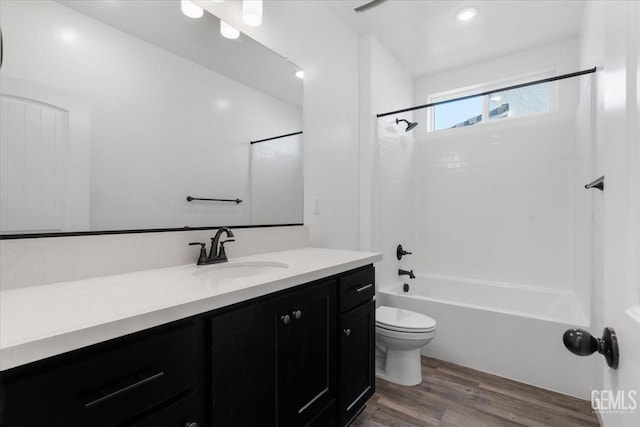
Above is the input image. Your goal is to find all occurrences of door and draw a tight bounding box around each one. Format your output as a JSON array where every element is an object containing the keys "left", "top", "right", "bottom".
[
  {"left": 339, "top": 300, "right": 375, "bottom": 427},
  {"left": 278, "top": 280, "right": 336, "bottom": 426},
  {"left": 600, "top": 1, "right": 640, "bottom": 426},
  {"left": 0, "top": 76, "right": 90, "bottom": 233}
]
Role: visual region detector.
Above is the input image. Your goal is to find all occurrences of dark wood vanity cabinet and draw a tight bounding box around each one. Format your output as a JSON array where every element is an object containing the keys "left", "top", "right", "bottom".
[
  {"left": 337, "top": 267, "right": 376, "bottom": 426},
  {"left": 210, "top": 279, "right": 336, "bottom": 427},
  {"left": 0, "top": 265, "right": 375, "bottom": 427}
]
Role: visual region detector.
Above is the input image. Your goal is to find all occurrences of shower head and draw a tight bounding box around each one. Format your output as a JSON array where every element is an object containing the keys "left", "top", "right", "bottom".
[{"left": 396, "top": 118, "right": 419, "bottom": 132}]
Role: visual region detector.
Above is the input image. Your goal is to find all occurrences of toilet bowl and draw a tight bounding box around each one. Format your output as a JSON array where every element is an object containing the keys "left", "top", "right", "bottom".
[{"left": 375, "top": 306, "right": 436, "bottom": 386}]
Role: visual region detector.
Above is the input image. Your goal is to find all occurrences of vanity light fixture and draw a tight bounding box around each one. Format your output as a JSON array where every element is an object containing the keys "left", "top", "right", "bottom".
[
  {"left": 243, "top": 0, "right": 263, "bottom": 27},
  {"left": 181, "top": 0, "right": 204, "bottom": 19},
  {"left": 456, "top": 6, "right": 478, "bottom": 22},
  {"left": 220, "top": 21, "right": 240, "bottom": 39},
  {"left": 295, "top": 70, "right": 304, "bottom": 79}
]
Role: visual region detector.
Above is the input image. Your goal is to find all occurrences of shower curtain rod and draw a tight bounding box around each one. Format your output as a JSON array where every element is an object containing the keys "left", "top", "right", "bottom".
[
  {"left": 250, "top": 131, "right": 303, "bottom": 145},
  {"left": 376, "top": 67, "right": 597, "bottom": 118}
]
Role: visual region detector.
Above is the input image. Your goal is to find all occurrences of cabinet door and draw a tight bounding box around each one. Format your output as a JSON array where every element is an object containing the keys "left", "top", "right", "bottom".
[
  {"left": 338, "top": 300, "right": 375, "bottom": 427},
  {"left": 210, "top": 301, "right": 278, "bottom": 427},
  {"left": 278, "top": 280, "right": 337, "bottom": 426}
]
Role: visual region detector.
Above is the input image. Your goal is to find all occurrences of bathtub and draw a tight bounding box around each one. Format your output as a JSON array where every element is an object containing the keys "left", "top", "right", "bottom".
[{"left": 378, "top": 274, "right": 598, "bottom": 399}]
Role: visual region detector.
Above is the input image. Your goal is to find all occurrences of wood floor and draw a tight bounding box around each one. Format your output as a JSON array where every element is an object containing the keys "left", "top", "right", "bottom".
[{"left": 352, "top": 356, "right": 600, "bottom": 427}]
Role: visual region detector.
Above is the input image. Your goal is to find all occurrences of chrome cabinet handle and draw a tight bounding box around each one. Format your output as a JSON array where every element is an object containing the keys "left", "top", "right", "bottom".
[
  {"left": 344, "top": 329, "right": 351, "bottom": 337},
  {"left": 185, "top": 422, "right": 198, "bottom": 427},
  {"left": 292, "top": 310, "right": 302, "bottom": 320},
  {"left": 356, "top": 284, "right": 373, "bottom": 293},
  {"left": 281, "top": 314, "right": 291, "bottom": 325}
]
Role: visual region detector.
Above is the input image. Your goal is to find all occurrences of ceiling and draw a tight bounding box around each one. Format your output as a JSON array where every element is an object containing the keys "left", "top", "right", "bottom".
[{"left": 328, "top": 0, "right": 586, "bottom": 78}]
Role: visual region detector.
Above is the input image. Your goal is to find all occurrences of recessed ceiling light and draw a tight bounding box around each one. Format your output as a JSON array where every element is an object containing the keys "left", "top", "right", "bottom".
[
  {"left": 456, "top": 7, "right": 478, "bottom": 22},
  {"left": 295, "top": 70, "right": 304, "bottom": 79}
]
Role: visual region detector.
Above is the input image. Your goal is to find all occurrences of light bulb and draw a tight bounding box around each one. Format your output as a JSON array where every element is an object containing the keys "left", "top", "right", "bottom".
[
  {"left": 243, "top": 0, "right": 263, "bottom": 27},
  {"left": 181, "top": 0, "right": 204, "bottom": 19},
  {"left": 456, "top": 7, "right": 478, "bottom": 22},
  {"left": 220, "top": 21, "right": 240, "bottom": 39}
]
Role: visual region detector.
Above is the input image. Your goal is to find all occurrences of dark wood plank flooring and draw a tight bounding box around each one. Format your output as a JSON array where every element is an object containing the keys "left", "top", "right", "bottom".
[{"left": 352, "top": 356, "right": 599, "bottom": 427}]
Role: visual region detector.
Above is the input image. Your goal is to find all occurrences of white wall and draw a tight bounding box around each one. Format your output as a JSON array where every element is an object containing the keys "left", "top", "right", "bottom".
[
  {"left": 415, "top": 38, "right": 581, "bottom": 117},
  {"left": 198, "top": 0, "right": 360, "bottom": 250},
  {"left": 0, "top": 0, "right": 301, "bottom": 231},
  {"left": 358, "top": 35, "right": 414, "bottom": 288}
]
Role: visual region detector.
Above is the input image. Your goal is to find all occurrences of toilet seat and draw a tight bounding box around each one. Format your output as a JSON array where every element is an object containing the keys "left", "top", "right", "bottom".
[{"left": 376, "top": 306, "right": 436, "bottom": 333}]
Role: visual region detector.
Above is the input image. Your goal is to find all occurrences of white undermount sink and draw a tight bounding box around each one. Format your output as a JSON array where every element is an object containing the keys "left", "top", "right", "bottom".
[{"left": 192, "top": 261, "right": 290, "bottom": 280}]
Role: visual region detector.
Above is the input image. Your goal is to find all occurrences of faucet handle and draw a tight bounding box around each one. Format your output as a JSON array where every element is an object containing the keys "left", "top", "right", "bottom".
[
  {"left": 397, "top": 244, "right": 413, "bottom": 260},
  {"left": 189, "top": 242, "right": 208, "bottom": 265}
]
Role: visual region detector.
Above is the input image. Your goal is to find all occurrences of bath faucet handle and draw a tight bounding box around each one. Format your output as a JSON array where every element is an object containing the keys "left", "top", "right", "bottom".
[
  {"left": 189, "top": 242, "right": 208, "bottom": 265},
  {"left": 397, "top": 244, "right": 413, "bottom": 260}
]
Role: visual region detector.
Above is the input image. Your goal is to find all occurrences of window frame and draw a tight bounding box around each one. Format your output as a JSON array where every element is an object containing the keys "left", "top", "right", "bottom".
[{"left": 426, "top": 70, "right": 558, "bottom": 133}]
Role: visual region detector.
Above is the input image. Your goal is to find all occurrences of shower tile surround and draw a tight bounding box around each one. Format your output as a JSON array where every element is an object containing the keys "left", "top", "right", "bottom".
[
  {"left": 372, "top": 38, "right": 597, "bottom": 399},
  {"left": 413, "top": 114, "right": 578, "bottom": 289}
]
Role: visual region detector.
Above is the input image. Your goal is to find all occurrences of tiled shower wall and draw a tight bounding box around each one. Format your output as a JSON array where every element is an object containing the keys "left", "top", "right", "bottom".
[
  {"left": 413, "top": 114, "right": 579, "bottom": 289},
  {"left": 375, "top": 117, "right": 416, "bottom": 286}
]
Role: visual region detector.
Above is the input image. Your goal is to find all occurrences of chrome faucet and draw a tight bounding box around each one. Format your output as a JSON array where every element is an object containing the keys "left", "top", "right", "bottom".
[
  {"left": 398, "top": 269, "right": 415, "bottom": 279},
  {"left": 189, "top": 227, "right": 235, "bottom": 265}
]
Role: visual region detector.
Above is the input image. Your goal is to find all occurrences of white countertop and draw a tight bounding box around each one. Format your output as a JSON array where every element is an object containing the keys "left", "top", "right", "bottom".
[{"left": 0, "top": 247, "right": 381, "bottom": 371}]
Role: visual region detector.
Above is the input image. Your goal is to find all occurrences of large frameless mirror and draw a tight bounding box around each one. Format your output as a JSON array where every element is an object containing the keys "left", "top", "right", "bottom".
[{"left": 0, "top": 0, "right": 303, "bottom": 237}]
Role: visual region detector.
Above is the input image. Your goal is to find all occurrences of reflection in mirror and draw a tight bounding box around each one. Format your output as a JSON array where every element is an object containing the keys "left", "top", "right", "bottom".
[{"left": 0, "top": 0, "right": 303, "bottom": 236}]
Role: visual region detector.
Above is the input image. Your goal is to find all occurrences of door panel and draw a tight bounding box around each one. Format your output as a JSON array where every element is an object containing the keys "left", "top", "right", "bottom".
[
  {"left": 210, "top": 302, "right": 278, "bottom": 427},
  {"left": 279, "top": 280, "right": 336, "bottom": 426},
  {"left": 339, "top": 300, "right": 375, "bottom": 426},
  {"left": 600, "top": 1, "right": 640, "bottom": 425}
]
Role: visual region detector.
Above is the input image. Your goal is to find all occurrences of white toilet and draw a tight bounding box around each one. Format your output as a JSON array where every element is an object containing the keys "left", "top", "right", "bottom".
[{"left": 375, "top": 306, "right": 437, "bottom": 386}]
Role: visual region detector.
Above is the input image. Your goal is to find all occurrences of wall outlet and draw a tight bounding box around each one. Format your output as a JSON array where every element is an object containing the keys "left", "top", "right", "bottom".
[{"left": 312, "top": 197, "right": 320, "bottom": 215}]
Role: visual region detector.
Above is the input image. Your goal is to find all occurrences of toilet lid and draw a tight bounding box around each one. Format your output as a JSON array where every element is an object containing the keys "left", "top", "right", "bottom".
[{"left": 376, "top": 306, "right": 436, "bottom": 333}]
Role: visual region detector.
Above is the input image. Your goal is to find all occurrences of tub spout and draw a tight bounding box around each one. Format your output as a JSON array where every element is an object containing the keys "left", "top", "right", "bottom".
[{"left": 399, "top": 269, "right": 415, "bottom": 279}]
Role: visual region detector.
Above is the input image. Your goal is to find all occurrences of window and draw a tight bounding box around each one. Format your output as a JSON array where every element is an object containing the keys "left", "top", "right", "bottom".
[
  {"left": 428, "top": 78, "right": 553, "bottom": 132},
  {"left": 488, "top": 83, "right": 549, "bottom": 120},
  {"left": 433, "top": 96, "right": 483, "bottom": 131}
]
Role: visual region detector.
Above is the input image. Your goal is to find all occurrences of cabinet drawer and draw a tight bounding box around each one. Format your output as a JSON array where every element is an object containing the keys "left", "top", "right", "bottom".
[
  {"left": 338, "top": 266, "right": 375, "bottom": 313},
  {"left": 2, "top": 321, "right": 202, "bottom": 427},
  {"left": 130, "top": 392, "right": 204, "bottom": 427}
]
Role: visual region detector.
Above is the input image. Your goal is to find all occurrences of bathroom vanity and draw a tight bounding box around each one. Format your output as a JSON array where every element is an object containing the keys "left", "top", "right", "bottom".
[{"left": 0, "top": 248, "right": 380, "bottom": 427}]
